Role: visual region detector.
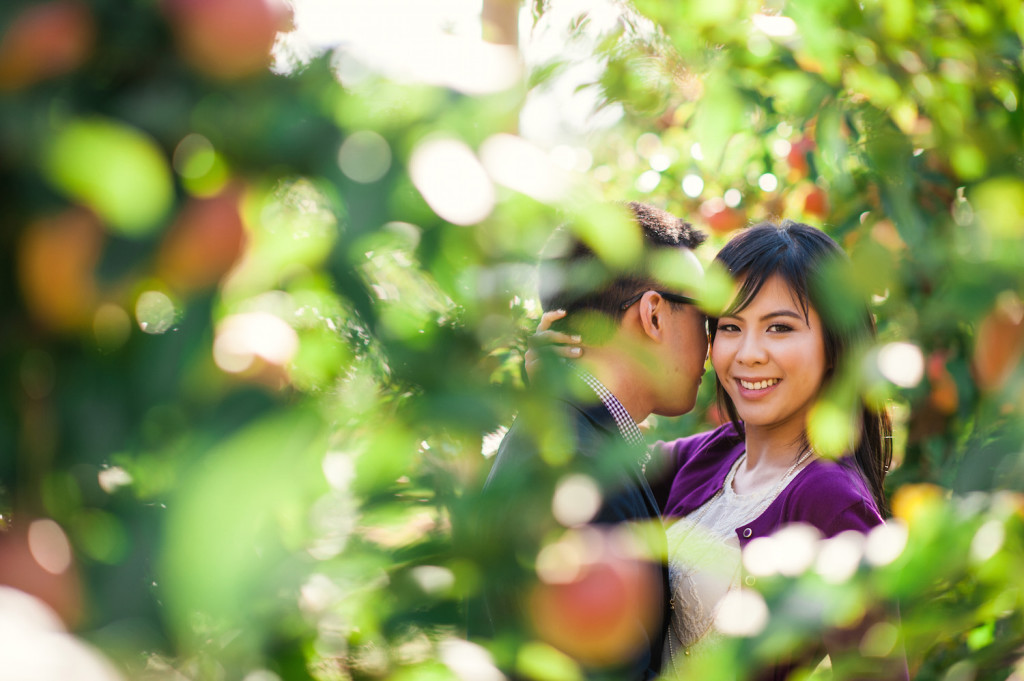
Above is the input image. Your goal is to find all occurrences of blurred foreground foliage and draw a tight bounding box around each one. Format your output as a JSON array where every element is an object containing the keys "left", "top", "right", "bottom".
[{"left": 1, "top": 0, "right": 1024, "bottom": 679}]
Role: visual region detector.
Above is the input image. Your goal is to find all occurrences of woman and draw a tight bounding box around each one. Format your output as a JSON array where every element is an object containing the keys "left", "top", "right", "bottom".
[{"left": 535, "top": 221, "right": 906, "bottom": 679}]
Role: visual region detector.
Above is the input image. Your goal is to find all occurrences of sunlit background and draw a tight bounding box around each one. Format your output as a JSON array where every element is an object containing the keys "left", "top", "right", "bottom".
[{"left": 2, "top": 0, "right": 1024, "bottom": 679}]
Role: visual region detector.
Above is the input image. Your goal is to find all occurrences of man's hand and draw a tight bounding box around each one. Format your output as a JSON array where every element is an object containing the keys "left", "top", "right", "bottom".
[{"left": 525, "top": 309, "right": 584, "bottom": 381}]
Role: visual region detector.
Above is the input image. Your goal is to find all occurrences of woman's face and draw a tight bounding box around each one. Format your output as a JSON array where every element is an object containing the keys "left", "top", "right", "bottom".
[{"left": 711, "top": 273, "right": 828, "bottom": 433}]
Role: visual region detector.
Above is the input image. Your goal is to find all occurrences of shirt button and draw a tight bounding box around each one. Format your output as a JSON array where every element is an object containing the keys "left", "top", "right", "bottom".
[{"left": 742, "top": 527, "right": 752, "bottom": 538}]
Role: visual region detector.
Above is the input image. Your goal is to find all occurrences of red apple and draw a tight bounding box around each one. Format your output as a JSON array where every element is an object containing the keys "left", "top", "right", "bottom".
[
  {"left": 0, "top": 1, "right": 95, "bottom": 90},
  {"left": 157, "top": 183, "right": 246, "bottom": 293},
  {"left": 787, "top": 137, "right": 816, "bottom": 179},
  {"left": 18, "top": 208, "right": 103, "bottom": 332},
  {"left": 700, "top": 198, "right": 746, "bottom": 234},
  {"left": 926, "top": 352, "right": 958, "bottom": 415},
  {"left": 164, "top": 0, "right": 291, "bottom": 79},
  {"left": 0, "top": 520, "right": 82, "bottom": 627},
  {"left": 803, "top": 185, "right": 829, "bottom": 218},
  {"left": 973, "top": 297, "right": 1024, "bottom": 392},
  {"left": 528, "top": 531, "right": 660, "bottom": 668}
]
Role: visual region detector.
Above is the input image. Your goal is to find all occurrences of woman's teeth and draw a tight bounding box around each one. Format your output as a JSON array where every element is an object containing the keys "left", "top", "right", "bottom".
[{"left": 740, "top": 378, "right": 779, "bottom": 390}]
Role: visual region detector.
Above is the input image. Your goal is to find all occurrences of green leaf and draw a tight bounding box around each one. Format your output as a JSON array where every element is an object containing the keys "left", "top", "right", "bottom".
[
  {"left": 44, "top": 118, "right": 173, "bottom": 237},
  {"left": 693, "top": 75, "right": 744, "bottom": 170},
  {"left": 972, "top": 177, "right": 1024, "bottom": 238}
]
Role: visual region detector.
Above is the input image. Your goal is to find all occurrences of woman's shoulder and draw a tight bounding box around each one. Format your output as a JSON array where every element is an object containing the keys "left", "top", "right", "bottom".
[
  {"left": 654, "top": 422, "right": 742, "bottom": 466},
  {"left": 780, "top": 457, "right": 883, "bottom": 536}
]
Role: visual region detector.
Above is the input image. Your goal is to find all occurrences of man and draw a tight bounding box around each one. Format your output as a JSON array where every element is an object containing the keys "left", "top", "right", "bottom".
[{"left": 465, "top": 202, "right": 708, "bottom": 680}]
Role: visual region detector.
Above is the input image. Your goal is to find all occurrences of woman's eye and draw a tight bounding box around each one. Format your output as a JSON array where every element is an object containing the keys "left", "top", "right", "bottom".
[
  {"left": 767, "top": 323, "right": 793, "bottom": 333},
  {"left": 716, "top": 323, "right": 739, "bottom": 333}
]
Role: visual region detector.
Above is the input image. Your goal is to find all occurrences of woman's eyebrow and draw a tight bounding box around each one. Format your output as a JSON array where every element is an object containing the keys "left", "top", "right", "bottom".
[
  {"left": 719, "top": 309, "right": 805, "bottom": 322},
  {"left": 760, "top": 310, "right": 804, "bottom": 322}
]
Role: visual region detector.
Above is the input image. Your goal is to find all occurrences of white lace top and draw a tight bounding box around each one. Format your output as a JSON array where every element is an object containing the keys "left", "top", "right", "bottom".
[{"left": 662, "top": 453, "right": 810, "bottom": 670}]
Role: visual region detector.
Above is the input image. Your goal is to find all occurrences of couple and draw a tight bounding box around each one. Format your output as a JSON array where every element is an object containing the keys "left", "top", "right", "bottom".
[{"left": 469, "top": 202, "right": 907, "bottom": 679}]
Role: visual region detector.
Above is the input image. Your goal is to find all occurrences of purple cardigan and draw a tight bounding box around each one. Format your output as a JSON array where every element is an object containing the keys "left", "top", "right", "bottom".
[
  {"left": 658, "top": 423, "right": 883, "bottom": 547},
  {"left": 656, "top": 424, "right": 909, "bottom": 681}
]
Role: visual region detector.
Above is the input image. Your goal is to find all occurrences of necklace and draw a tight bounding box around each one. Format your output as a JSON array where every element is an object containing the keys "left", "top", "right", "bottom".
[
  {"left": 680, "top": 446, "right": 815, "bottom": 535},
  {"left": 665, "top": 445, "right": 816, "bottom": 667}
]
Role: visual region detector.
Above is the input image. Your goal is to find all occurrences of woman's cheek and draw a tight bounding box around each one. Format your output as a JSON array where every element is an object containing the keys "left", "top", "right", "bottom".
[{"left": 709, "top": 341, "right": 728, "bottom": 376}]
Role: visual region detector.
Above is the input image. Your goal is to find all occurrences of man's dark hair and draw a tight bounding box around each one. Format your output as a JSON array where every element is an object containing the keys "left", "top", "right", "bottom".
[{"left": 539, "top": 202, "right": 706, "bottom": 331}]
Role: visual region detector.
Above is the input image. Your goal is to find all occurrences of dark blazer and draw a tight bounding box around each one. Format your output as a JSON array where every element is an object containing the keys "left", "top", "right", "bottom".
[{"left": 465, "top": 386, "right": 669, "bottom": 681}]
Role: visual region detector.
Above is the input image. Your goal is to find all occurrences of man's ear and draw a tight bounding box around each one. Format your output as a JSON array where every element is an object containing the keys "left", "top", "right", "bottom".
[{"left": 637, "top": 292, "right": 666, "bottom": 343}]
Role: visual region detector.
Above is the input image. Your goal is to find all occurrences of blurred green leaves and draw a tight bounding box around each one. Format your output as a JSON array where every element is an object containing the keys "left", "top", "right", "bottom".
[
  {"left": 44, "top": 118, "right": 173, "bottom": 236},
  {"left": 160, "top": 408, "right": 327, "bottom": 658},
  {"left": 3, "top": 0, "right": 1024, "bottom": 679}
]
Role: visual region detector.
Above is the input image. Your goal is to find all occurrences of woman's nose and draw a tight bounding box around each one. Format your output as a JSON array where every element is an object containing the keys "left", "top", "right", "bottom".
[{"left": 736, "top": 332, "right": 767, "bottom": 365}]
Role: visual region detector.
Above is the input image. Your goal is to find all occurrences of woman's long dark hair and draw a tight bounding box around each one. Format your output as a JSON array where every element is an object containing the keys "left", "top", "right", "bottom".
[{"left": 708, "top": 220, "right": 893, "bottom": 515}]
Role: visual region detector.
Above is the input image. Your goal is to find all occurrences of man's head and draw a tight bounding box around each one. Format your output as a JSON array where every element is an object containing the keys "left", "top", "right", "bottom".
[
  {"left": 540, "top": 202, "right": 706, "bottom": 327},
  {"left": 539, "top": 202, "right": 709, "bottom": 417}
]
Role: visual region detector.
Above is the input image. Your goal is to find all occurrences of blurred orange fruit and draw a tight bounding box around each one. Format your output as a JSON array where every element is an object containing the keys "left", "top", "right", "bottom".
[
  {"left": 157, "top": 184, "right": 246, "bottom": 293},
  {"left": 927, "top": 352, "right": 959, "bottom": 415},
  {"left": 164, "top": 0, "right": 290, "bottom": 79},
  {"left": 0, "top": 1, "right": 95, "bottom": 90},
  {"left": 787, "top": 137, "right": 815, "bottom": 180},
  {"left": 803, "top": 185, "right": 829, "bottom": 219},
  {"left": 891, "top": 482, "right": 945, "bottom": 527},
  {"left": 528, "top": 533, "right": 660, "bottom": 668},
  {"left": 973, "top": 295, "right": 1024, "bottom": 392},
  {"left": 700, "top": 198, "right": 746, "bottom": 234},
  {"left": 18, "top": 208, "right": 103, "bottom": 331},
  {"left": 0, "top": 520, "right": 82, "bottom": 627}
]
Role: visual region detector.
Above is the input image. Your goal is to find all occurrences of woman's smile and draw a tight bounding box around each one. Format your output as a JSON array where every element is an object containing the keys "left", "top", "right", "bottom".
[{"left": 736, "top": 377, "right": 780, "bottom": 392}]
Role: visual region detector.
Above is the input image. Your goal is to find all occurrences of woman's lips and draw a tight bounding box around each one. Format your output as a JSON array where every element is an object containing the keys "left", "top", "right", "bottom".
[{"left": 735, "top": 377, "right": 780, "bottom": 397}]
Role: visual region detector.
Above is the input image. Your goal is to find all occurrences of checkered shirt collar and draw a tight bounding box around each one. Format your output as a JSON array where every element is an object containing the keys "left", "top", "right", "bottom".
[{"left": 569, "top": 364, "right": 648, "bottom": 460}]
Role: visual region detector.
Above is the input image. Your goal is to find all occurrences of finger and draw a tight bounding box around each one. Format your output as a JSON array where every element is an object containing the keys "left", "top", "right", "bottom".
[
  {"left": 530, "top": 329, "right": 581, "bottom": 347},
  {"left": 552, "top": 345, "right": 583, "bottom": 358},
  {"left": 536, "top": 309, "right": 567, "bottom": 333}
]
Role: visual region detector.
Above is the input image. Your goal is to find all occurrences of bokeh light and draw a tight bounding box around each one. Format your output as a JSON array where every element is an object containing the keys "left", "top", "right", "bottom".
[
  {"left": 97, "top": 467, "right": 133, "bottom": 495},
  {"left": 213, "top": 311, "right": 299, "bottom": 374},
  {"left": 877, "top": 342, "right": 925, "bottom": 388},
  {"left": 551, "top": 474, "right": 602, "bottom": 528},
  {"left": 682, "top": 173, "right": 705, "bottom": 198},
  {"left": 172, "top": 133, "right": 215, "bottom": 178},
  {"left": 27, "top": 520, "right": 71, "bottom": 575},
  {"left": 134, "top": 291, "right": 177, "bottom": 335},
  {"left": 635, "top": 169, "right": 661, "bottom": 193},
  {"left": 480, "top": 133, "right": 569, "bottom": 202},
  {"left": 970, "top": 519, "right": 1005, "bottom": 563},
  {"left": 338, "top": 130, "right": 392, "bottom": 183},
  {"left": 751, "top": 13, "right": 797, "bottom": 37},
  {"left": 864, "top": 521, "right": 908, "bottom": 567},
  {"left": 815, "top": 530, "right": 865, "bottom": 584},
  {"left": 410, "top": 138, "right": 495, "bottom": 225},
  {"left": 0, "top": 587, "right": 124, "bottom": 681},
  {"left": 439, "top": 638, "right": 505, "bottom": 681},
  {"left": 714, "top": 588, "right": 768, "bottom": 637},
  {"left": 757, "top": 172, "right": 779, "bottom": 192}
]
